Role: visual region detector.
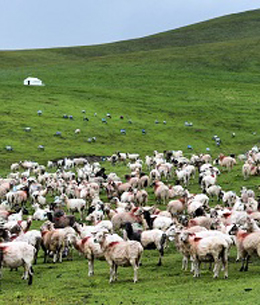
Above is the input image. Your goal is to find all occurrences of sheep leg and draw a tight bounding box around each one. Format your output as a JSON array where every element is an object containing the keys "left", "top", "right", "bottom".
[
  {"left": 213, "top": 259, "right": 221, "bottom": 278},
  {"left": 182, "top": 256, "right": 188, "bottom": 271},
  {"left": 22, "top": 260, "right": 28, "bottom": 280},
  {"left": 59, "top": 248, "right": 63, "bottom": 263},
  {"left": 88, "top": 257, "right": 94, "bottom": 276},
  {"left": 114, "top": 264, "right": 118, "bottom": 281},
  {"left": 244, "top": 255, "right": 250, "bottom": 272},
  {"left": 109, "top": 263, "right": 114, "bottom": 283},
  {"left": 53, "top": 252, "right": 57, "bottom": 263},
  {"left": 193, "top": 259, "right": 200, "bottom": 277},
  {"left": 222, "top": 253, "right": 228, "bottom": 279},
  {"left": 28, "top": 266, "right": 33, "bottom": 285},
  {"left": 240, "top": 258, "right": 245, "bottom": 272},
  {"left": 132, "top": 262, "right": 138, "bottom": 283},
  {"left": 43, "top": 250, "right": 48, "bottom": 264}
]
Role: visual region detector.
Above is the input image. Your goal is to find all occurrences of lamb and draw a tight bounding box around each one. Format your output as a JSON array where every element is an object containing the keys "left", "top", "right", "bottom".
[
  {"left": 61, "top": 194, "right": 86, "bottom": 220},
  {"left": 0, "top": 241, "right": 35, "bottom": 285},
  {"left": 93, "top": 230, "right": 143, "bottom": 283},
  {"left": 124, "top": 222, "right": 167, "bottom": 265}
]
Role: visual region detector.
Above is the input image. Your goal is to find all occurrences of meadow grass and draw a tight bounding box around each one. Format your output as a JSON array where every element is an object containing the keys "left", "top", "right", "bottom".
[{"left": 1, "top": 8, "right": 260, "bottom": 304}]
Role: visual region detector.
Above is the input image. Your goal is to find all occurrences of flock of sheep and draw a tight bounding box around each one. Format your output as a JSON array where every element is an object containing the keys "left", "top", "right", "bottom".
[{"left": 0, "top": 145, "right": 260, "bottom": 285}]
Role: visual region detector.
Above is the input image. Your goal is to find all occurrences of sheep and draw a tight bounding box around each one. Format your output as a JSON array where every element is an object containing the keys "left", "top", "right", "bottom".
[
  {"left": 152, "top": 181, "right": 169, "bottom": 205},
  {"left": 127, "top": 162, "right": 142, "bottom": 172},
  {"left": 73, "top": 233, "right": 123, "bottom": 276},
  {"left": 149, "top": 169, "right": 161, "bottom": 181},
  {"left": 167, "top": 225, "right": 207, "bottom": 271},
  {"left": 222, "top": 191, "right": 237, "bottom": 207},
  {"left": 168, "top": 185, "right": 185, "bottom": 198},
  {"left": 117, "top": 152, "right": 127, "bottom": 163},
  {"left": 75, "top": 129, "right": 81, "bottom": 134},
  {"left": 124, "top": 222, "right": 168, "bottom": 266},
  {"left": 206, "top": 185, "right": 222, "bottom": 201},
  {"left": 7, "top": 209, "right": 23, "bottom": 222},
  {"left": 133, "top": 189, "right": 148, "bottom": 206},
  {"left": 175, "top": 169, "right": 189, "bottom": 186},
  {"left": 138, "top": 174, "right": 150, "bottom": 189},
  {"left": 179, "top": 231, "right": 229, "bottom": 278},
  {"left": 167, "top": 198, "right": 187, "bottom": 217},
  {"left": 41, "top": 222, "right": 76, "bottom": 263},
  {"left": 111, "top": 207, "right": 144, "bottom": 231},
  {"left": 47, "top": 209, "right": 76, "bottom": 228},
  {"left": 152, "top": 215, "right": 174, "bottom": 231},
  {"left": 126, "top": 153, "right": 140, "bottom": 161},
  {"left": 157, "top": 163, "right": 173, "bottom": 181},
  {"left": 0, "top": 241, "right": 35, "bottom": 285},
  {"left": 32, "top": 203, "right": 49, "bottom": 221},
  {"left": 10, "top": 163, "right": 20, "bottom": 172},
  {"left": 218, "top": 154, "right": 236, "bottom": 171},
  {"left": 188, "top": 216, "right": 216, "bottom": 230},
  {"left": 145, "top": 156, "right": 154, "bottom": 171},
  {"left": 61, "top": 194, "right": 86, "bottom": 220},
  {"left": 14, "top": 230, "right": 42, "bottom": 264},
  {"left": 230, "top": 225, "right": 260, "bottom": 272},
  {"left": 93, "top": 230, "right": 143, "bottom": 283}
]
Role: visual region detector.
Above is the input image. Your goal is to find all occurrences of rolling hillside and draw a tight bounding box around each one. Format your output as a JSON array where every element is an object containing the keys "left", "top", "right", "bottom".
[{"left": 0, "top": 9, "right": 260, "bottom": 172}]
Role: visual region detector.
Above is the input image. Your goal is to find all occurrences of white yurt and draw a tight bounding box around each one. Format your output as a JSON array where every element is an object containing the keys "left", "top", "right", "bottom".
[{"left": 23, "top": 77, "right": 44, "bottom": 86}]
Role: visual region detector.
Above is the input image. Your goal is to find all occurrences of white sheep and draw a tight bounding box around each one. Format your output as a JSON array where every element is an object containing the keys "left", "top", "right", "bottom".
[
  {"left": 73, "top": 233, "right": 123, "bottom": 276},
  {"left": 0, "top": 241, "right": 35, "bottom": 285},
  {"left": 179, "top": 231, "right": 229, "bottom": 278},
  {"left": 61, "top": 194, "right": 86, "bottom": 220},
  {"left": 93, "top": 230, "right": 143, "bottom": 283}
]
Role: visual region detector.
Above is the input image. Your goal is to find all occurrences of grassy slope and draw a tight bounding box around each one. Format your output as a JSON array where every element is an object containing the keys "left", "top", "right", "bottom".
[{"left": 1, "top": 8, "right": 260, "bottom": 304}]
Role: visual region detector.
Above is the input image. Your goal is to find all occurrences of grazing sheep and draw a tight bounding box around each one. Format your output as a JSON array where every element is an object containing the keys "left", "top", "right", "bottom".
[{"left": 93, "top": 230, "right": 143, "bottom": 283}]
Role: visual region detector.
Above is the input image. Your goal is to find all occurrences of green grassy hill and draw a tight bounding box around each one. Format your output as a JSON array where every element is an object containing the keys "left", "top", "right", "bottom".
[{"left": 0, "top": 9, "right": 260, "bottom": 173}]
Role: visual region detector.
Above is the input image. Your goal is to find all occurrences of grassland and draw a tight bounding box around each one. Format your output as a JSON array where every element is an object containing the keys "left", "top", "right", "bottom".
[{"left": 1, "top": 8, "right": 260, "bottom": 305}]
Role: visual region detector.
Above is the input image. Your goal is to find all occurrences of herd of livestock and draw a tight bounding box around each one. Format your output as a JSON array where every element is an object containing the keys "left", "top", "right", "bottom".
[{"left": 1, "top": 146, "right": 260, "bottom": 285}]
